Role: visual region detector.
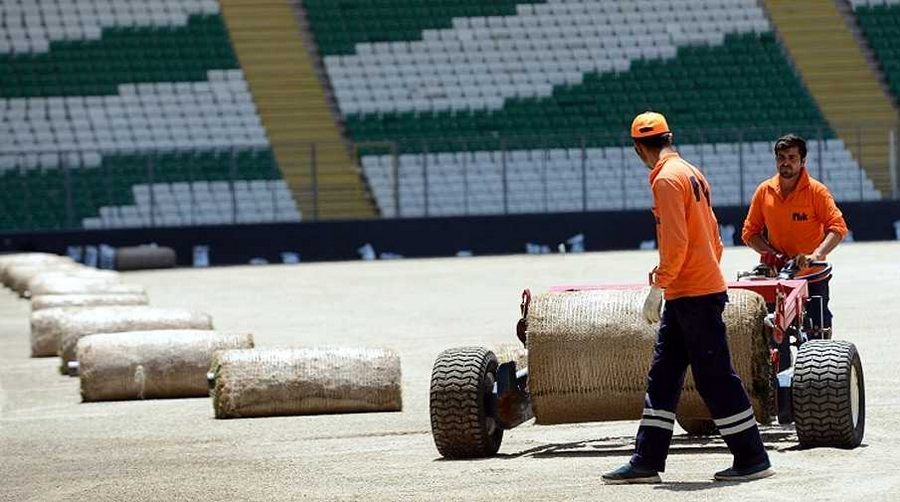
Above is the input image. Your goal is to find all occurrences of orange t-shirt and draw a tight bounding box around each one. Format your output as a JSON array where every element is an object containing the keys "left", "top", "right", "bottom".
[
  {"left": 741, "top": 169, "right": 849, "bottom": 276},
  {"left": 649, "top": 151, "right": 726, "bottom": 300}
]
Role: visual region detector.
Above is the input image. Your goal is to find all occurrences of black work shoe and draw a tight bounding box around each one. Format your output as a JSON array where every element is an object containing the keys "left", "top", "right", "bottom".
[
  {"left": 714, "top": 460, "right": 774, "bottom": 482},
  {"left": 602, "top": 463, "right": 662, "bottom": 484}
]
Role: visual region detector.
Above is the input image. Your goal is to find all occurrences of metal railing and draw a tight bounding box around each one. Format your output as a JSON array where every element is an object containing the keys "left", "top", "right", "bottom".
[
  {"left": 0, "top": 146, "right": 291, "bottom": 232},
  {"left": 1, "top": 125, "right": 898, "bottom": 232},
  {"left": 353, "top": 125, "right": 899, "bottom": 219}
]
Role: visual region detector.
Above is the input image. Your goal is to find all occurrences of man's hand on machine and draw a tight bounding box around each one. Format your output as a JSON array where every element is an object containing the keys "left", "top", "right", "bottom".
[
  {"left": 760, "top": 251, "right": 786, "bottom": 270},
  {"left": 795, "top": 253, "right": 823, "bottom": 269}
]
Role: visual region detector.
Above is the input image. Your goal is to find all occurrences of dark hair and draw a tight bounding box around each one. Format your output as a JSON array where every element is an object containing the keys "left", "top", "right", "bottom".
[
  {"left": 774, "top": 134, "right": 807, "bottom": 160},
  {"left": 634, "top": 132, "right": 674, "bottom": 150}
]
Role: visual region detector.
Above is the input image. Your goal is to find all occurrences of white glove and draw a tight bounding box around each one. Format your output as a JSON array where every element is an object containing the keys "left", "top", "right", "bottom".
[{"left": 643, "top": 286, "right": 664, "bottom": 324}]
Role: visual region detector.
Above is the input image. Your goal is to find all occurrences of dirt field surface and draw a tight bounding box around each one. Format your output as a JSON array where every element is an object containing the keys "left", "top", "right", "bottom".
[{"left": 2, "top": 242, "right": 899, "bottom": 501}]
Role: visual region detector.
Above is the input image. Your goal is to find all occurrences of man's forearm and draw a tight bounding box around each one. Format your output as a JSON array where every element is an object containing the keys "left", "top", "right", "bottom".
[
  {"left": 812, "top": 231, "right": 843, "bottom": 260},
  {"left": 745, "top": 234, "right": 778, "bottom": 255}
]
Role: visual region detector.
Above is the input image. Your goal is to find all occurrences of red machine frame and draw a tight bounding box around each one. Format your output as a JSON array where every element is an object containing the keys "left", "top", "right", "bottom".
[{"left": 727, "top": 279, "right": 808, "bottom": 346}]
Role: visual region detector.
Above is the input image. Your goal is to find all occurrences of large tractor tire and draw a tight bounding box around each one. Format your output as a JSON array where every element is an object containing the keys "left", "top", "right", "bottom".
[
  {"left": 430, "top": 347, "right": 503, "bottom": 459},
  {"left": 677, "top": 417, "right": 718, "bottom": 437},
  {"left": 793, "top": 340, "right": 865, "bottom": 449}
]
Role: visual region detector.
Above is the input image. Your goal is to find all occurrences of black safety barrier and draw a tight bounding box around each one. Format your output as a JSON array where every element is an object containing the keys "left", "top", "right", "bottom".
[{"left": 2, "top": 201, "right": 898, "bottom": 267}]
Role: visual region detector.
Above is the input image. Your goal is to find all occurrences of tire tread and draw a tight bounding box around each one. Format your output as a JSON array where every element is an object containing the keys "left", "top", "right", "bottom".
[
  {"left": 793, "top": 340, "right": 864, "bottom": 449},
  {"left": 430, "top": 347, "right": 502, "bottom": 458}
]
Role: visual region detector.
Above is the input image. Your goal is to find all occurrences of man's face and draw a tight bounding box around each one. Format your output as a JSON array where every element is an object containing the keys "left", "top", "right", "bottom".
[{"left": 776, "top": 146, "right": 805, "bottom": 180}]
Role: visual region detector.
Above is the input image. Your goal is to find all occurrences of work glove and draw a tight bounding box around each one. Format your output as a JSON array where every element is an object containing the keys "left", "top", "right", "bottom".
[{"left": 643, "top": 286, "right": 664, "bottom": 324}]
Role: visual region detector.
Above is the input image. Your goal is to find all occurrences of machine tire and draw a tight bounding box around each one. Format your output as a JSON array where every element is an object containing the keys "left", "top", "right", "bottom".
[
  {"left": 677, "top": 417, "right": 718, "bottom": 436},
  {"left": 430, "top": 347, "right": 503, "bottom": 459},
  {"left": 793, "top": 340, "right": 865, "bottom": 449}
]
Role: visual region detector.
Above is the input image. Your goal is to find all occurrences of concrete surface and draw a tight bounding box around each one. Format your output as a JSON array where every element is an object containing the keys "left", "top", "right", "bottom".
[{"left": 2, "top": 242, "right": 899, "bottom": 501}]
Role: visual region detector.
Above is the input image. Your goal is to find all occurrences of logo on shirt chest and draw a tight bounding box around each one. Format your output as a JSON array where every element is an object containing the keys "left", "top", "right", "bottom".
[{"left": 792, "top": 212, "right": 809, "bottom": 222}]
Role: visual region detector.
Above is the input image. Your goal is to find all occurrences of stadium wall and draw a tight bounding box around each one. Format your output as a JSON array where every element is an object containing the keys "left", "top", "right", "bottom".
[{"left": 2, "top": 201, "right": 898, "bottom": 266}]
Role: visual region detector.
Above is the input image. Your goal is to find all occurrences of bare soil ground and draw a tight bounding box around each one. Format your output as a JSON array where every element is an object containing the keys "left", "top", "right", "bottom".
[{"left": 2, "top": 242, "right": 899, "bottom": 501}]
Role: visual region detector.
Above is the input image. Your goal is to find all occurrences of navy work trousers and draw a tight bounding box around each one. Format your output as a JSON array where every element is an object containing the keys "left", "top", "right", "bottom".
[{"left": 631, "top": 292, "right": 769, "bottom": 472}]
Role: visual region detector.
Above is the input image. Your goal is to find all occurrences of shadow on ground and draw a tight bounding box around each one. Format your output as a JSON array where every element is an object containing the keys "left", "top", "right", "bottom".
[{"left": 497, "top": 427, "right": 797, "bottom": 459}]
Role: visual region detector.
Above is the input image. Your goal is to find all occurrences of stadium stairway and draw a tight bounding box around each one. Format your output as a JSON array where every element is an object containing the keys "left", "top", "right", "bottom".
[
  {"left": 763, "top": 0, "right": 898, "bottom": 195},
  {"left": 218, "top": 0, "right": 376, "bottom": 219}
]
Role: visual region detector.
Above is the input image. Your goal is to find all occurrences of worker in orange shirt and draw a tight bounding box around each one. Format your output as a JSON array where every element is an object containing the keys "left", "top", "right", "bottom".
[
  {"left": 603, "top": 112, "right": 772, "bottom": 484},
  {"left": 742, "top": 134, "right": 849, "bottom": 337}
]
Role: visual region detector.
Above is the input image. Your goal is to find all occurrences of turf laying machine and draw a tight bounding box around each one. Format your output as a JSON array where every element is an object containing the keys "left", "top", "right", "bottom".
[{"left": 430, "top": 261, "right": 864, "bottom": 458}]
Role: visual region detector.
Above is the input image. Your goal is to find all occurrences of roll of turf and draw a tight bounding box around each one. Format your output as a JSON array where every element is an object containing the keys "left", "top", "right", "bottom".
[
  {"left": 526, "top": 287, "right": 770, "bottom": 425},
  {"left": 55, "top": 306, "right": 214, "bottom": 372},
  {"left": 0, "top": 253, "right": 74, "bottom": 289},
  {"left": 210, "top": 347, "right": 402, "bottom": 419},
  {"left": 77, "top": 330, "right": 254, "bottom": 401},
  {"left": 29, "top": 276, "right": 144, "bottom": 297},
  {"left": 5, "top": 263, "right": 84, "bottom": 296},
  {"left": 31, "top": 293, "right": 149, "bottom": 312}
]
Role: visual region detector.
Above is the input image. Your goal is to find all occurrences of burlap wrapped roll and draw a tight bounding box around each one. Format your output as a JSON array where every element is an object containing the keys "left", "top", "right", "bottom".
[
  {"left": 32, "top": 278, "right": 147, "bottom": 296},
  {"left": 27, "top": 270, "right": 119, "bottom": 294},
  {"left": 0, "top": 253, "right": 74, "bottom": 288},
  {"left": 210, "top": 347, "right": 402, "bottom": 419},
  {"left": 77, "top": 330, "right": 254, "bottom": 401},
  {"left": 526, "top": 287, "right": 771, "bottom": 425},
  {"left": 4, "top": 262, "right": 84, "bottom": 296},
  {"left": 56, "top": 306, "right": 214, "bottom": 372},
  {"left": 31, "top": 293, "right": 149, "bottom": 312},
  {"left": 0, "top": 252, "right": 65, "bottom": 269}
]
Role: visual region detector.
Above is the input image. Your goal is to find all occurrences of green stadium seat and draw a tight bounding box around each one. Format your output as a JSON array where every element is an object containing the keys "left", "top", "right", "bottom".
[{"left": 856, "top": 3, "right": 900, "bottom": 103}]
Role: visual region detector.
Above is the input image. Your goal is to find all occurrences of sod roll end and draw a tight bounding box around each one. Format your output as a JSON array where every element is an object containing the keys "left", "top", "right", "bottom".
[{"left": 30, "top": 307, "right": 75, "bottom": 357}]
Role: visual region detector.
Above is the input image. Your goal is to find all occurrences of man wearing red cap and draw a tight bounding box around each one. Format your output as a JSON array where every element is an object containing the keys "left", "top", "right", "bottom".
[{"left": 602, "top": 112, "right": 772, "bottom": 484}]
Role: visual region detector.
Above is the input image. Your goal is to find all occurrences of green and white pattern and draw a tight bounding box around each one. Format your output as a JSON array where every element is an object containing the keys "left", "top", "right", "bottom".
[
  {"left": 0, "top": 1, "right": 300, "bottom": 231},
  {"left": 306, "top": 0, "right": 881, "bottom": 216}
]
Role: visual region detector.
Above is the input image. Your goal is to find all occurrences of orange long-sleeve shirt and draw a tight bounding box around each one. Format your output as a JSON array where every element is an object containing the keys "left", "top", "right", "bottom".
[
  {"left": 649, "top": 151, "right": 726, "bottom": 300},
  {"left": 741, "top": 169, "right": 849, "bottom": 275}
]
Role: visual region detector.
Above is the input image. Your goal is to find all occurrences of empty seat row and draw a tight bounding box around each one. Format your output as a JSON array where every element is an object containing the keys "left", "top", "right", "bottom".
[{"left": 359, "top": 140, "right": 881, "bottom": 217}]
